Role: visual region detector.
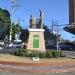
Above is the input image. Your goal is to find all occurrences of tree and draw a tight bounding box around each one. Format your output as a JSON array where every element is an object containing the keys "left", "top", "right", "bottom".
[
  {"left": 11, "top": 22, "right": 22, "bottom": 41},
  {"left": 12, "top": 22, "right": 16, "bottom": 41},
  {"left": 0, "top": 8, "right": 11, "bottom": 39},
  {"left": 20, "top": 29, "right": 29, "bottom": 42}
]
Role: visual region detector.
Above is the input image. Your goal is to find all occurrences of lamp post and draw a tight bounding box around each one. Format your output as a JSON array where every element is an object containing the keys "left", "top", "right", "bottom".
[
  {"left": 9, "top": 0, "right": 19, "bottom": 42},
  {"left": 9, "top": 0, "right": 15, "bottom": 42}
]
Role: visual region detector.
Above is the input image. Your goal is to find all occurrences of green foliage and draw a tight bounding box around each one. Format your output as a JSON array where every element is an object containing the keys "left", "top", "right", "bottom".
[
  {"left": 14, "top": 49, "right": 28, "bottom": 57},
  {"left": 51, "top": 51, "right": 60, "bottom": 58},
  {"left": 39, "top": 52, "right": 46, "bottom": 58},
  {"left": 20, "top": 29, "right": 29, "bottom": 42},
  {"left": 30, "top": 51, "right": 39, "bottom": 57},
  {"left": 14, "top": 49, "right": 65, "bottom": 58},
  {"left": 11, "top": 22, "right": 22, "bottom": 41},
  {"left": 46, "top": 51, "right": 53, "bottom": 58},
  {"left": 0, "top": 8, "right": 11, "bottom": 39},
  {"left": 12, "top": 22, "right": 16, "bottom": 41},
  {"left": 60, "top": 51, "right": 65, "bottom": 57}
]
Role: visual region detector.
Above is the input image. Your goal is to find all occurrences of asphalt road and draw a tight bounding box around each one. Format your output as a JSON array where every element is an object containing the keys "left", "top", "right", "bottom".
[{"left": 0, "top": 71, "right": 75, "bottom": 75}]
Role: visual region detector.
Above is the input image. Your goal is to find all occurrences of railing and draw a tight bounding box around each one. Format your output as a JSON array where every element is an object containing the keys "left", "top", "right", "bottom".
[{"left": 0, "top": 48, "right": 18, "bottom": 54}]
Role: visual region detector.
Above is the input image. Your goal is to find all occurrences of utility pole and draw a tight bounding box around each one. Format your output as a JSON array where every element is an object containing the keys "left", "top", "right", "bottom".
[
  {"left": 56, "top": 22, "right": 61, "bottom": 50},
  {"left": 51, "top": 20, "right": 54, "bottom": 33},
  {"left": 56, "top": 23, "right": 59, "bottom": 50},
  {"left": 17, "top": 18, "right": 21, "bottom": 37},
  {"left": 51, "top": 21, "right": 61, "bottom": 50}
]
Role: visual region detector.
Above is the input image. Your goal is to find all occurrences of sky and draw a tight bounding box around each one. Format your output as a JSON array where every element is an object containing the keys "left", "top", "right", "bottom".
[{"left": 0, "top": 0, "right": 75, "bottom": 41}]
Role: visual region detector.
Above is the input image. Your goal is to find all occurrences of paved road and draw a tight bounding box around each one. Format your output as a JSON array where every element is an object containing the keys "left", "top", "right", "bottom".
[
  {"left": 0, "top": 61, "right": 75, "bottom": 74},
  {"left": 0, "top": 64, "right": 74, "bottom": 74},
  {"left": 0, "top": 71, "right": 75, "bottom": 75}
]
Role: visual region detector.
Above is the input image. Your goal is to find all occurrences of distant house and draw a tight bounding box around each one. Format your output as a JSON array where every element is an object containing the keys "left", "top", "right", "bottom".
[{"left": 44, "top": 26, "right": 58, "bottom": 50}]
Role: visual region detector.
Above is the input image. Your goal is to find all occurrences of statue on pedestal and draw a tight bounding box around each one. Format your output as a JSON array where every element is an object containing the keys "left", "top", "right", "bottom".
[
  {"left": 30, "top": 15, "right": 36, "bottom": 29},
  {"left": 39, "top": 9, "right": 44, "bottom": 29}
]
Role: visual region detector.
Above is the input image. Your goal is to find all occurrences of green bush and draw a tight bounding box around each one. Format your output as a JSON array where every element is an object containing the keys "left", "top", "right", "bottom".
[
  {"left": 14, "top": 49, "right": 28, "bottom": 57},
  {"left": 19, "top": 51, "right": 25, "bottom": 56},
  {"left": 39, "top": 52, "right": 46, "bottom": 58},
  {"left": 30, "top": 51, "right": 39, "bottom": 57},
  {"left": 27, "top": 53, "right": 32, "bottom": 57},
  {"left": 51, "top": 51, "right": 60, "bottom": 58},
  {"left": 14, "top": 49, "right": 64, "bottom": 58},
  {"left": 46, "top": 51, "right": 53, "bottom": 58},
  {"left": 14, "top": 49, "right": 20, "bottom": 56},
  {"left": 59, "top": 51, "right": 65, "bottom": 57}
]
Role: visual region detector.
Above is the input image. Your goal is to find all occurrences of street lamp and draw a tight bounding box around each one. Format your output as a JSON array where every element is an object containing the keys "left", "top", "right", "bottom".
[
  {"left": 9, "top": 0, "right": 19, "bottom": 42},
  {"left": 9, "top": 0, "right": 15, "bottom": 42}
]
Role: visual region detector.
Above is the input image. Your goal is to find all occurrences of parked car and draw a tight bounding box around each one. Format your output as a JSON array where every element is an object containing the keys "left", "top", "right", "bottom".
[
  {"left": 60, "top": 44, "right": 73, "bottom": 50},
  {"left": 13, "top": 42, "right": 22, "bottom": 48},
  {"left": 9, "top": 41, "right": 22, "bottom": 48},
  {"left": 0, "top": 40, "right": 4, "bottom": 50}
]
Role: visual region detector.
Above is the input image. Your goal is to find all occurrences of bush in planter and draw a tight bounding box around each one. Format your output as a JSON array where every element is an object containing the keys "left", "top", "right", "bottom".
[
  {"left": 39, "top": 52, "right": 46, "bottom": 58},
  {"left": 51, "top": 50, "right": 60, "bottom": 58},
  {"left": 46, "top": 51, "right": 53, "bottom": 58}
]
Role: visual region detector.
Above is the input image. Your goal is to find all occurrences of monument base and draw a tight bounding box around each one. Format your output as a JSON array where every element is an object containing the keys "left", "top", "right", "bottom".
[{"left": 27, "top": 29, "right": 45, "bottom": 52}]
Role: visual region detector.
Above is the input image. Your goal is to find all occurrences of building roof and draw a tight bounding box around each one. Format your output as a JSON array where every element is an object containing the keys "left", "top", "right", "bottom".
[{"left": 64, "top": 24, "right": 75, "bottom": 35}]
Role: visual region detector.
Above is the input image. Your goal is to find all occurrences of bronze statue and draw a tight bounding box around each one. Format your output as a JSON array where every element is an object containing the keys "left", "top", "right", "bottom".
[
  {"left": 30, "top": 15, "right": 36, "bottom": 29},
  {"left": 39, "top": 9, "right": 44, "bottom": 29}
]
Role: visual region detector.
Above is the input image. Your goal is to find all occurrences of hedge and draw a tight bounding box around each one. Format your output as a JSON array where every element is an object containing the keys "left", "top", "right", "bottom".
[
  {"left": 46, "top": 51, "right": 53, "bottom": 58},
  {"left": 14, "top": 49, "right": 65, "bottom": 58}
]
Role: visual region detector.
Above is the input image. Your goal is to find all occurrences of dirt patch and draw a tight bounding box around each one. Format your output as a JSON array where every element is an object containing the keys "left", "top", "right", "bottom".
[{"left": 0, "top": 54, "right": 75, "bottom": 63}]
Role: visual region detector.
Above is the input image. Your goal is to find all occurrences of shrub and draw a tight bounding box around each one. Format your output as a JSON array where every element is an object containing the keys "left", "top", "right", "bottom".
[
  {"left": 14, "top": 49, "right": 28, "bottom": 57},
  {"left": 27, "top": 53, "right": 32, "bottom": 57},
  {"left": 46, "top": 51, "right": 53, "bottom": 58},
  {"left": 60, "top": 51, "right": 65, "bottom": 57},
  {"left": 14, "top": 49, "right": 64, "bottom": 58},
  {"left": 39, "top": 52, "right": 46, "bottom": 58},
  {"left": 51, "top": 50, "right": 60, "bottom": 58},
  {"left": 14, "top": 49, "right": 20, "bottom": 56},
  {"left": 30, "top": 51, "right": 39, "bottom": 57},
  {"left": 19, "top": 51, "right": 26, "bottom": 56}
]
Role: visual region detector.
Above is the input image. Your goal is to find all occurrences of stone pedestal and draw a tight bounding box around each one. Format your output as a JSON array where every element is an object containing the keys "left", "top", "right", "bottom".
[{"left": 27, "top": 29, "right": 45, "bottom": 51}]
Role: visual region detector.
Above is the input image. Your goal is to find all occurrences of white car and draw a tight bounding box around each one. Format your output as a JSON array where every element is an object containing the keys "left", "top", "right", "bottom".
[
  {"left": 9, "top": 42, "right": 22, "bottom": 48},
  {"left": 0, "top": 41, "right": 4, "bottom": 49},
  {"left": 13, "top": 42, "right": 22, "bottom": 48}
]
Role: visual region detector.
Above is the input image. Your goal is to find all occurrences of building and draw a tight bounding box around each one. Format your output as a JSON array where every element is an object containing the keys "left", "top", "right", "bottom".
[
  {"left": 63, "top": 0, "right": 75, "bottom": 50},
  {"left": 69, "top": 0, "right": 75, "bottom": 24},
  {"left": 64, "top": 0, "right": 75, "bottom": 35}
]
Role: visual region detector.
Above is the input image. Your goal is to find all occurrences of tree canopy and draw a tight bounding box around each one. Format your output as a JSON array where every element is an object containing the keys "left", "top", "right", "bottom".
[{"left": 0, "top": 8, "right": 11, "bottom": 40}]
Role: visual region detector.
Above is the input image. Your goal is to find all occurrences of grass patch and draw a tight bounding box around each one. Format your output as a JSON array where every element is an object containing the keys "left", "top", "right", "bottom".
[{"left": 0, "top": 54, "right": 74, "bottom": 63}]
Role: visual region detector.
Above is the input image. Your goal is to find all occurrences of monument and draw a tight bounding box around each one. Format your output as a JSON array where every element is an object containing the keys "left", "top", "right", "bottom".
[{"left": 27, "top": 10, "right": 45, "bottom": 51}]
